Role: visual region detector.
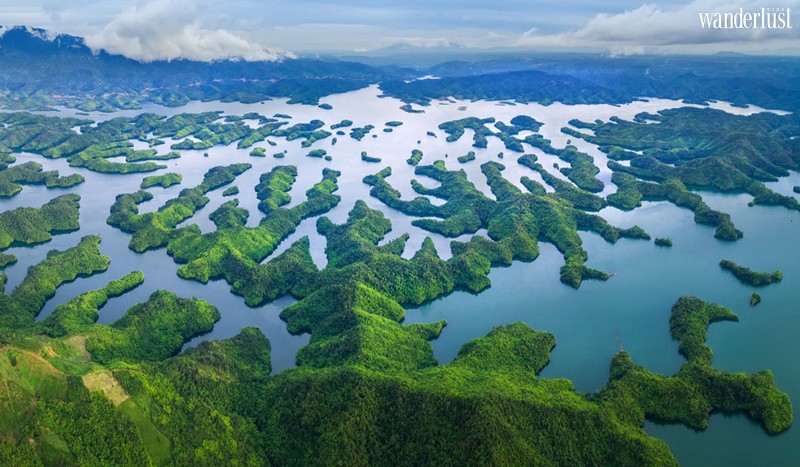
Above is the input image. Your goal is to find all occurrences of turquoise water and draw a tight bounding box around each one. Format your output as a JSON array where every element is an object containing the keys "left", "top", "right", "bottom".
[
  {"left": 1, "top": 91, "right": 797, "bottom": 463},
  {"left": 405, "top": 186, "right": 800, "bottom": 466}
]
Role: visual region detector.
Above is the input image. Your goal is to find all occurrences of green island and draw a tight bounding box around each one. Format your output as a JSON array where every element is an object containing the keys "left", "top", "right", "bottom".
[
  {"left": 523, "top": 133, "right": 604, "bottom": 192},
  {"left": 222, "top": 186, "right": 239, "bottom": 196},
  {"left": 0, "top": 160, "right": 84, "bottom": 197},
  {"left": 407, "top": 149, "right": 423, "bottom": 166},
  {"left": 750, "top": 293, "right": 762, "bottom": 307},
  {"left": 435, "top": 115, "right": 544, "bottom": 155},
  {"left": 107, "top": 164, "right": 251, "bottom": 252},
  {"left": 306, "top": 149, "right": 327, "bottom": 158},
  {"left": 654, "top": 237, "right": 673, "bottom": 247},
  {"left": 126, "top": 150, "right": 180, "bottom": 162},
  {"left": 250, "top": 147, "right": 267, "bottom": 157},
  {"left": 439, "top": 117, "right": 495, "bottom": 148},
  {"left": 361, "top": 151, "right": 381, "bottom": 163},
  {"left": 0, "top": 235, "right": 110, "bottom": 328},
  {"left": 518, "top": 154, "right": 607, "bottom": 211},
  {"left": 140, "top": 173, "right": 182, "bottom": 189},
  {"left": 162, "top": 166, "right": 341, "bottom": 305},
  {"left": 363, "top": 160, "right": 648, "bottom": 288},
  {"left": 564, "top": 108, "right": 800, "bottom": 239},
  {"left": 609, "top": 173, "right": 741, "bottom": 240},
  {"left": 0, "top": 112, "right": 353, "bottom": 175},
  {"left": 719, "top": 259, "right": 783, "bottom": 287},
  {"left": 0, "top": 194, "right": 80, "bottom": 250},
  {"left": 457, "top": 150, "right": 476, "bottom": 163},
  {"left": 349, "top": 124, "right": 374, "bottom": 141},
  {"left": 330, "top": 119, "right": 353, "bottom": 130}
]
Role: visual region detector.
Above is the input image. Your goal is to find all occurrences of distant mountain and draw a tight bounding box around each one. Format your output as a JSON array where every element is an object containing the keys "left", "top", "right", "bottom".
[
  {"left": 0, "top": 26, "right": 90, "bottom": 56},
  {"left": 381, "top": 53, "right": 800, "bottom": 111},
  {"left": 0, "top": 26, "right": 798, "bottom": 112},
  {"left": 0, "top": 25, "right": 413, "bottom": 110},
  {"left": 381, "top": 69, "right": 633, "bottom": 106}
]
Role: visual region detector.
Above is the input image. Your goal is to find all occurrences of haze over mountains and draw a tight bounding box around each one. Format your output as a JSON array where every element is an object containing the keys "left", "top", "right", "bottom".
[{"left": 0, "top": 25, "right": 798, "bottom": 112}]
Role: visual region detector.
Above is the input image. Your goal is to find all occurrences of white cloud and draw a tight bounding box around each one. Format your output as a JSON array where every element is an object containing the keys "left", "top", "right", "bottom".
[
  {"left": 516, "top": 0, "right": 800, "bottom": 54},
  {"left": 84, "top": 0, "right": 292, "bottom": 62}
]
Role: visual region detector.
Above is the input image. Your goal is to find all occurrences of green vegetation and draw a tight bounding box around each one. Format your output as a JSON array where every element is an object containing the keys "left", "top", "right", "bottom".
[
  {"left": 518, "top": 154, "right": 606, "bottom": 211},
  {"left": 654, "top": 237, "right": 673, "bottom": 247},
  {"left": 222, "top": 186, "right": 239, "bottom": 196},
  {"left": 249, "top": 147, "right": 266, "bottom": 157},
  {"left": 86, "top": 291, "right": 219, "bottom": 364},
  {"left": 361, "top": 151, "right": 381, "bottom": 163},
  {"left": 608, "top": 173, "right": 741, "bottom": 241},
  {"left": 0, "top": 160, "right": 84, "bottom": 197},
  {"left": 44, "top": 272, "right": 145, "bottom": 337},
  {"left": 272, "top": 120, "right": 331, "bottom": 148},
  {"left": 209, "top": 200, "right": 249, "bottom": 230},
  {"left": 0, "top": 194, "right": 80, "bottom": 250},
  {"left": 457, "top": 151, "right": 476, "bottom": 163},
  {"left": 330, "top": 119, "right": 353, "bottom": 130},
  {"left": 0, "top": 205, "right": 792, "bottom": 466},
  {"left": 0, "top": 236, "right": 109, "bottom": 328},
  {"left": 364, "top": 160, "right": 645, "bottom": 288},
  {"left": 0, "top": 48, "right": 798, "bottom": 465},
  {"left": 0, "top": 253, "right": 16, "bottom": 269},
  {"left": 400, "top": 103, "right": 424, "bottom": 113},
  {"left": 108, "top": 164, "right": 251, "bottom": 252},
  {"left": 439, "top": 117, "right": 495, "bottom": 148},
  {"left": 0, "top": 112, "right": 358, "bottom": 176},
  {"left": 161, "top": 166, "right": 341, "bottom": 305},
  {"left": 523, "top": 134, "right": 604, "bottom": 192},
  {"left": 306, "top": 149, "right": 327, "bottom": 158},
  {"left": 407, "top": 149, "right": 423, "bottom": 166},
  {"left": 600, "top": 297, "right": 791, "bottom": 435},
  {"left": 719, "top": 259, "right": 783, "bottom": 287},
  {"left": 566, "top": 108, "right": 800, "bottom": 238},
  {"left": 126, "top": 150, "right": 180, "bottom": 162},
  {"left": 750, "top": 293, "right": 762, "bottom": 307},
  {"left": 349, "top": 125, "right": 374, "bottom": 141},
  {"left": 140, "top": 173, "right": 181, "bottom": 189}
]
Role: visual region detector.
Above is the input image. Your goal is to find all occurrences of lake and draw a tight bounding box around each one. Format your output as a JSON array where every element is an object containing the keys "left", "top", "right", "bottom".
[{"left": 1, "top": 86, "right": 796, "bottom": 465}]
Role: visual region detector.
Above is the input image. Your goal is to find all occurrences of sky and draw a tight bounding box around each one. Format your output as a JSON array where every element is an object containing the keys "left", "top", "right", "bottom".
[{"left": 0, "top": 0, "right": 798, "bottom": 61}]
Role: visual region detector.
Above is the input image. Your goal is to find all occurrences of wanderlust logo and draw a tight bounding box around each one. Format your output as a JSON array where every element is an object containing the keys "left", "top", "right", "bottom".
[{"left": 699, "top": 7, "right": 793, "bottom": 29}]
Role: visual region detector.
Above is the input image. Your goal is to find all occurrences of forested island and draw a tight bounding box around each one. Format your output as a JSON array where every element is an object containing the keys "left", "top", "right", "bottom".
[{"left": 720, "top": 259, "right": 783, "bottom": 287}]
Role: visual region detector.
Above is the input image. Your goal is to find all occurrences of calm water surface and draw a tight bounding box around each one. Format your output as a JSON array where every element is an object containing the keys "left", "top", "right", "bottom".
[{"left": 1, "top": 88, "right": 797, "bottom": 463}]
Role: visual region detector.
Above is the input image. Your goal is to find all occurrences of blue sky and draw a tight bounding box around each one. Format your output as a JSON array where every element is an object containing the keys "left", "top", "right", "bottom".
[{"left": 0, "top": 0, "right": 797, "bottom": 60}]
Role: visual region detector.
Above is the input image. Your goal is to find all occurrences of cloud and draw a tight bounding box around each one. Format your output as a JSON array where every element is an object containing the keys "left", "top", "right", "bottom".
[
  {"left": 516, "top": 0, "right": 800, "bottom": 53},
  {"left": 84, "top": 0, "right": 292, "bottom": 62}
]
